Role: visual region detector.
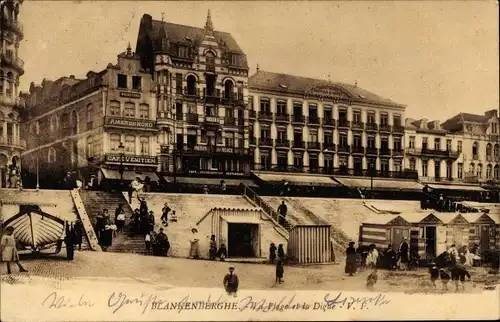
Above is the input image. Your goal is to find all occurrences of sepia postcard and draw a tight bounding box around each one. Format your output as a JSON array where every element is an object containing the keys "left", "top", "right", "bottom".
[{"left": 0, "top": 0, "right": 499, "bottom": 321}]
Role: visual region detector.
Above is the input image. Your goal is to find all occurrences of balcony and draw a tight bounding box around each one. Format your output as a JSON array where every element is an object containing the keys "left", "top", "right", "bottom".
[
  {"left": 337, "top": 144, "right": 351, "bottom": 154},
  {"left": 249, "top": 137, "right": 257, "bottom": 146},
  {"left": 307, "top": 116, "right": 320, "bottom": 126},
  {"left": 291, "top": 115, "right": 306, "bottom": 125},
  {"left": 224, "top": 116, "right": 236, "bottom": 126},
  {"left": 2, "top": 19, "right": 24, "bottom": 36},
  {"left": 351, "top": 122, "right": 364, "bottom": 131},
  {"left": 307, "top": 141, "right": 321, "bottom": 150},
  {"left": 0, "top": 136, "right": 26, "bottom": 150},
  {"left": 275, "top": 113, "right": 289, "bottom": 123},
  {"left": 292, "top": 141, "right": 305, "bottom": 150},
  {"left": 186, "top": 113, "right": 199, "bottom": 125},
  {"left": 323, "top": 117, "right": 336, "bottom": 128},
  {"left": 104, "top": 116, "right": 157, "bottom": 132},
  {"left": 0, "top": 96, "right": 23, "bottom": 108},
  {"left": 184, "top": 87, "right": 200, "bottom": 100},
  {"left": 249, "top": 110, "right": 256, "bottom": 119},
  {"left": 392, "top": 149, "right": 404, "bottom": 157},
  {"left": 365, "top": 147, "right": 378, "bottom": 155},
  {"left": 351, "top": 146, "right": 364, "bottom": 154},
  {"left": 203, "top": 90, "right": 221, "bottom": 104},
  {"left": 393, "top": 125, "right": 405, "bottom": 134},
  {"left": 1, "top": 52, "right": 24, "bottom": 72},
  {"left": 275, "top": 139, "right": 290, "bottom": 149},
  {"left": 420, "top": 148, "right": 460, "bottom": 159},
  {"left": 259, "top": 137, "right": 273, "bottom": 147},
  {"left": 323, "top": 142, "right": 336, "bottom": 152},
  {"left": 203, "top": 115, "right": 220, "bottom": 125},
  {"left": 365, "top": 123, "right": 378, "bottom": 132},
  {"left": 380, "top": 148, "right": 391, "bottom": 156},
  {"left": 258, "top": 111, "right": 273, "bottom": 122},
  {"left": 337, "top": 119, "right": 350, "bottom": 129},
  {"left": 379, "top": 124, "right": 392, "bottom": 133},
  {"left": 334, "top": 168, "right": 419, "bottom": 180}
]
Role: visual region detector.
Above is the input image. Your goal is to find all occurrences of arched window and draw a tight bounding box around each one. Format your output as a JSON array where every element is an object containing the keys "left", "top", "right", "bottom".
[
  {"left": 48, "top": 148, "right": 57, "bottom": 163},
  {"left": 140, "top": 136, "right": 149, "bottom": 155},
  {"left": 205, "top": 51, "right": 215, "bottom": 68},
  {"left": 49, "top": 115, "right": 58, "bottom": 132},
  {"left": 486, "top": 164, "right": 492, "bottom": 179},
  {"left": 468, "top": 163, "right": 475, "bottom": 174},
  {"left": 472, "top": 141, "right": 478, "bottom": 156},
  {"left": 224, "top": 79, "right": 234, "bottom": 100},
  {"left": 109, "top": 133, "right": 121, "bottom": 151},
  {"left": 486, "top": 143, "right": 492, "bottom": 157},
  {"left": 86, "top": 136, "right": 94, "bottom": 158},
  {"left": 494, "top": 144, "right": 499, "bottom": 158},
  {"left": 139, "top": 104, "right": 149, "bottom": 119},
  {"left": 476, "top": 163, "right": 482, "bottom": 179},
  {"left": 125, "top": 135, "right": 135, "bottom": 153},
  {"left": 494, "top": 165, "right": 499, "bottom": 180},
  {"left": 186, "top": 75, "right": 197, "bottom": 96},
  {"left": 71, "top": 110, "right": 78, "bottom": 135},
  {"left": 109, "top": 100, "right": 121, "bottom": 116}
]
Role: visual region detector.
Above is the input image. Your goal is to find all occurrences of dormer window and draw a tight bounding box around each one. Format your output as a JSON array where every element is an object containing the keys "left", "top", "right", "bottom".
[
  {"left": 117, "top": 74, "right": 127, "bottom": 89},
  {"left": 231, "top": 54, "right": 240, "bottom": 66},
  {"left": 178, "top": 46, "right": 189, "bottom": 58},
  {"left": 132, "top": 76, "right": 142, "bottom": 90}
]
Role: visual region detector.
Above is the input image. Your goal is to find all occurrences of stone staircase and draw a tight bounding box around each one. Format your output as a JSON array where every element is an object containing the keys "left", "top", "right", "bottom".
[{"left": 78, "top": 190, "right": 146, "bottom": 254}]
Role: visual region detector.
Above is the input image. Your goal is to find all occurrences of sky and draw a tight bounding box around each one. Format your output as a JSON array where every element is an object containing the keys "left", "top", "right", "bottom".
[{"left": 17, "top": 0, "right": 499, "bottom": 121}]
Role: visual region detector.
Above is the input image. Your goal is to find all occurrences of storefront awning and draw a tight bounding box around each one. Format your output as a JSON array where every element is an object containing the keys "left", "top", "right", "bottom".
[
  {"left": 253, "top": 172, "right": 340, "bottom": 187},
  {"left": 174, "top": 177, "right": 258, "bottom": 187},
  {"left": 427, "top": 183, "right": 487, "bottom": 192},
  {"left": 221, "top": 215, "right": 262, "bottom": 224},
  {"left": 101, "top": 169, "right": 159, "bottom": 182},
  {"left": 334, "top": 177, "right": 423, "bottom": 191}
]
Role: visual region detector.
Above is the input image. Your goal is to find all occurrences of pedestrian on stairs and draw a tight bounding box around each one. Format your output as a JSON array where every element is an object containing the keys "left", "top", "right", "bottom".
[
  {"left": 148, "top": 211, "right": 155, "bottom": 232},
  {"left": 161, "top": 203, "right": 171, "bottom": 226},
  {"left": 115, "top": 206, "right": 126, "bottom": 234},
  {"left": 277, "top": 201, "right": 287, "bottom": 226}
]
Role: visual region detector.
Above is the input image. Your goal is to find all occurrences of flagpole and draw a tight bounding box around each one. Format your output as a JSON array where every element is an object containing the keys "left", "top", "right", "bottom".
[{"left": 36, "top": 157, "right": 39, "bottom": 191}]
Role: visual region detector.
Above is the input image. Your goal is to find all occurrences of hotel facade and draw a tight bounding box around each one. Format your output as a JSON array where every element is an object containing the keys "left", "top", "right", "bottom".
[
  {"left": 247, "top": 70, "right": 414, "bottom": 178},
  {"left": 0, "top": 0, "right": 24, "bottom": 188}
]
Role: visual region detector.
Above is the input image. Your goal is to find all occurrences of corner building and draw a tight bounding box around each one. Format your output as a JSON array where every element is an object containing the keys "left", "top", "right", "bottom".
[
  {"left": 135, "top": 11, "right": 250, "bottom": 177},
  {"left": 20, "top": 46, "right": 158, "bottom": 188},
  {"left": 248, "top": 71, "right": 410, "bottom": 177},
  {"left": 0, "top": 0, "right": 24, "bottom": 187}
]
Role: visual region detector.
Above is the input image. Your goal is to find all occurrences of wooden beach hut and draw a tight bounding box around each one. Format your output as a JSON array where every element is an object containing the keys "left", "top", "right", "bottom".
[
  {"left": 463, "top": 212, "right": 499, "bottom": 253},
  {"left": 358, "top": 214, "right": 413, "bottom": 250}
]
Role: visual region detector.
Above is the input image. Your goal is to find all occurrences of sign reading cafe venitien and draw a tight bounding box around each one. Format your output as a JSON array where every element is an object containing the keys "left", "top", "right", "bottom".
[
  {"left": 104, "top": 154, "right": 157, "bottom": 165},
  {"left": 105, "top": 117, "right": 155, "bottom": 129}
]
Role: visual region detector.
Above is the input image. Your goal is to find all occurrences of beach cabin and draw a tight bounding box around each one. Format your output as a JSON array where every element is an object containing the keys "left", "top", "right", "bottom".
[
  {"left": 464, "top": 212, "right": 499, "bottom": 253},
  {"left": 358, "top": 214, "right": 414, "bottom": 250}
]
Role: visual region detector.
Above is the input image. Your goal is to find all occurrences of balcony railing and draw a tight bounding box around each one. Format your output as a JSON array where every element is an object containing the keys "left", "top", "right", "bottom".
[
  {"left": 307, "top": 141, "right": 321, "bottom": 150},
  {"left": 307, "top": 116, "right": 320, "bottom": 125},
  {"left": 1, "top": 52, "right": 24, "bottom": 71},
  {"left": 186, "top": 113, "right": 199, "bottom": 125},
  {"left": 323, "top": 118, "right": 336, "bottom": 127},
  {"left": 0, "top": 136, "right": 26, "bottom": 149},
  {"left": 259, "top": 111, "right": 273, "bottom": 121},
  {"left": 323, "top": 142, "right": 336, "bottom": 152},
  {"left": 275, "top": 139, "right": 290, "bottom": 148},
  {"left": 379, "top": 124, "right": 391, "bottom": 133},
  {"left": 393, "top": 125, "right": 405, "bottom": 134},
  {"left": 259, "top": 137, "right": 273, "bottom": 147},
  {"left": 337, "top": 119, "right": 350, "bottom": 129},
  {"left": 249, "top": 137, "right": 257, "bottom": 146},
  {"left": 392, "top": 149, "right": 404, "bottom": 157},
  {"left": 292, "top": 115, "right": 306, "bottom": 124},
  {"left": 366, "top": 123, "right": 378, "bottom": 132},
  {"left": 292, "top": 141, "right": 305, "bottom": 149},
  {"left": 380, "top": 148, "right": 391, "bottom": 156},
  {"left": 351, "top": 122, "right": 364, "bottom": 131},
  {"left": 365, "top": 147, "right": 378, "bottom": 155},
  {"left": 351, "top": 146, "right": 364, "bottom": 154},
  {"left": 275, "top": 113, "right": 289, "bottom": 122},
  {"left": 204, "top": 115, "right": 220, "bottom": 124},
  {"left": 224, "top": 116, "right": 236, "bottom": 126},
  {"left": 184, "top": 87, "right": 199, "bottom": 98},
  {"left": 249, "top": 110, "right": 256, "bottom": 119},
  {"left": 337, "top": 145, "right": 350, "bottom": 153},
  {"left": 259, "top": 166, "right": 419, "bottom": 179},
  {"left": 420, "top": 148, "right": 460, "bottom": 159}
]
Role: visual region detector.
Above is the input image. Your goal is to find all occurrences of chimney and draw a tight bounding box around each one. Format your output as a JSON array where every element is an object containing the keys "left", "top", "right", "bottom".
[{"left": 142, "top": 14, "right": 153, "bottom": 30}]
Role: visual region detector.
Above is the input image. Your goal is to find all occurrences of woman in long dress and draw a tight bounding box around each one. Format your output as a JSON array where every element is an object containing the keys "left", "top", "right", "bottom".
[
  {"left": 189, "top": 228, "right": 200, "bottom": 259},
  {"left": 1, "top": 227, "right": 28, "bottom": 274}
]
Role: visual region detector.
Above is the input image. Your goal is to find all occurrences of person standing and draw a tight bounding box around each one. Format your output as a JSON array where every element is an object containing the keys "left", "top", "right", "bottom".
[
  {"left": 398, "top": 238, "right": 409, "bottom": 270},
  {"left": 73, "top": 219, "right": 84, "bottom": 251},
  {"left": 277, "top": 201, "right": 287, "bottom": 226},
  {"left": 100, "top": 209, "right": 114, "bottom": 251},
  {"left": 275, "top": 260, "right": 284, "bottom": 284},
  {"left": 161, "top": 203, "right": 171, "bottom": 226},
  {"left": 1, "top": 227, "right": 28, "bottom": 274},
  {"left": 209, "top": 235, "right": 217, "bottom": 260},
  {"left": 269, "top": 242, "right": 277, "bottom": 264},
  {"left": 277, "top": 244, "right": 285, "bottom": 261},
  {"left": 148, "top": 211, "right": 155, "bottom": 232},
  {"left": 345, "top": 241, "right": 357, "bottom": 276},
  {"left": 189, "top": 228, "right": 200, "bottom": 259},
  {"left": 223, "top": 266, "right": 239, "bottom": 297}
]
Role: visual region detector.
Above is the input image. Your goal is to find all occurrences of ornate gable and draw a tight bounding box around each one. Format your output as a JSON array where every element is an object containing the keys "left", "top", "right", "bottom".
[
  {"left": 449, "top": 214, "right": 469, "bottom": 226},
  {"left": 475, "top": 213, "right": 495, "bottom": 225},
  {"left": 420, "top": 213, "right": 444, "bottom": 225},
  {"left": 387, "top": 216, "right": 411, "bottom": 226}
]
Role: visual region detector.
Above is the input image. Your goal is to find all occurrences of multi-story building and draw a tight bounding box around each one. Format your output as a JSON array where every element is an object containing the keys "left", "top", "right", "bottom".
[
  {"left": 441, "top": 110, "right": 499, "bottom": 183},
  {"left": 404, "top": 110, "right": 500, "bottom": 184},
  {"left": 247, "top": 70, "right": 412, "bottom": 178},
  {"left": 0, "top": 0, "right": 25, "bottom": 187},
  {"left": 135, "top": 11, "right": 250, "bottom": 178},
  {"left": 20, "top": 45, "right": 158, "bottom": 188}
]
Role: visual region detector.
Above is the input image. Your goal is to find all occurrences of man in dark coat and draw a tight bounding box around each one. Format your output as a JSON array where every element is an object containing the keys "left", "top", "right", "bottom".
[
  {"left": 345, "top": 241, "right": 357, "bottom": 276},
  {"left": 277, "top": 201, "right": 288, "bottom": 226},
  {"left": 398, "top": 238, "right": 409, "bottom": 270},
  {"left": 223, "top": 266, "right": 239, "bottom": 296},
  {"left": 383, "top": 245, "right": 397, "bottom": 269}
]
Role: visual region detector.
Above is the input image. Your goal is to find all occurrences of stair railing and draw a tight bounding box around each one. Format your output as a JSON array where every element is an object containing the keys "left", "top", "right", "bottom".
[
  {"left": 242, "top": 185, "right": 290, "bottom": 231},
  {"left": 71, "top": 189, "right": 102, "bottom": 251}
]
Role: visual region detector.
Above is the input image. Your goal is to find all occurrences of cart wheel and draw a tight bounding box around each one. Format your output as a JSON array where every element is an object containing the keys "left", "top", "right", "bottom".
[{"left": 66, "top": 242, "right": 75, "bottom": 260}]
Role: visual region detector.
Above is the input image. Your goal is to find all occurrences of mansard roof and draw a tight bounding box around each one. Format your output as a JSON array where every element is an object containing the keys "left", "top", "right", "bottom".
[{"left": 248, "top": 70, "right": 405, "bottom": 108}]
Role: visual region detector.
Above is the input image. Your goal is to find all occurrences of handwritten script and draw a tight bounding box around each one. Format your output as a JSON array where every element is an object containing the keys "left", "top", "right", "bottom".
[{"left": 41, "top": 292, "right": 94, "bottom": 309}]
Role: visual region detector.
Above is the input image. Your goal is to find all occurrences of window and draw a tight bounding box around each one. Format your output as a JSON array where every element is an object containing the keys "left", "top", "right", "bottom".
[
  {"left": 469, "top": 163, "right": 475, "bottom": 174},
  {"left": 260, "top": 99, "right": 270, "bottom": 113},
  {"left": 200, "top": 130, "right": 207, "bottom": 143},
  {"left": 422, "top": 160, "right": 428, "bottom": 177},
  {"left": 260, "top": 155, "right": 271, "bottom": 168},
  {"left": 309, "top": 105, "right": 318, "bottom": 118},
  {"left": 457, "top": 163, "right": 463, "bottom": 179},
  {"left": 339, "top": 134, "right": 348, "bottom": 147},
  {"left": 324, "top": 133, "right": 333, "bottom": 144},
  {"left": 472, "top": 142, "right": 478, "bottom": 155},
  {"left": 393, "top": 138, "right": 401, "bottom": 150},
  {"left": 309, "top": 156, "right": 319, "bottom": 169},
  {"left": 381, "top": 138, "right": 389, "bottom": 151},
  {"left": 486, "top": 164, "right": 492, "bottom": 179},
  {"left": 261, "top": 129, "right": 270, "bottom": 138},
  {"left": 248, "top": 96, "right": 254, "bottom": 110},
  {"left": 225, "top": 133, "right": 235, "bottom": 147},
  {"left": 309, "top": 130, "right": 318, "bottom": 142},
  {"left": 324, "top": 158, "right": 333, "bottom": 170},
  {"left": 231, "top": 54, "right": 240, "bottom": 66},
  {"left": 140, "top": 136, "right": 149, "bottom": 154},
  {"left": 353, "top": 135, "right": 362, "bottom": 147},
  {"left": 494, "top": 144, "right": 499, "bottom": 157},
  {"left": 380, "top": 113, "right": 388, "bottom": 125},
  {"left": 293, "top": 102, "right": 302, "bottom": 116},
  {"left": 409, "top": 158, "right": 416, "bottom": 171},
  {"left": 178, "top": 46, "right": 189, "bottom": 58},
  {"left": 110, "top": 134, "right": 121, "bottom": 151},
  {"left": 176, "top": 74, "right": 183, "bottom": 93},
  {"left": 494, "top": 165, "right": 499, "bottom": 180},
  {"left": 393, "top": 115, "right": 401, "bottom": 126},
  {"left": 139, "top": 104, "right": 149, "bottom": 119},
  {"left": 71, "top": 110, "right": 78, "bottom": 135},
  {"left": 486, "top": 143, "right": 492, "bottom": 156},
  {"left": 457, "top": 141, "right": 462, "bottom": 153},
  {"left": 476, "top": 164, "right": 482, "bottom": 179},
  {"left": 367, "top": 136, "right": 376, "bottom": 148},
  {"left": 48, "top": 148, "right": 56, "bottom": 163},
  {"left": 367, "top": 112, "right": 375, "bottom": 124},
  {"left": 294, "top": 154, "right": 303, "bottom": 167},
  {"left": 338, "top": 108, "right": 347, "bottom": 122},
  {"left": 434, "top": 138, "right": 441, "bottom": 151},
  {"left": 466, "top": 125, "right": 473, "bottom": 132},
  {"left": 132, "top": 76, "right": 142, "bottom": 90},
  {"left": 277, "top": 154, "right": 288, "bottom": 168},
  {"left": 277, "top": 101, "right": 287, "bottom": 115},
  {"left": 393, "top": 160, "right": 402, "bottom": 172},
  {"left": 446, "top": 162, "right": 452, "bottom": 180},
  {"left": 117, "top": 74, "right": 127, "bottom": 88},
  {"left": 324, "top": 107, "right": 332, "bottom": 120},
  {"left": 422, "top": 137, "right": 428, "bottom": 150},
  {"left": 492, "top": 122, "right": 498, "bottom": 134},
  {"left": 86, "top": 136, "right": 94, "bottom": 158},
  {"left": 61, "top": 113, "right": 69, "bottom": 130},
  {"left": 49, "top": 115, "right": 58, "bottom": 132},
  {"left": 124, "top": 102, "right": 135, "bottom": 118},
  {"left": 188, "top": 102, "right": 197, "bottom": 114},
  {"left": 409, "top": 136, "right": 415, "bottom": 149},
  {"left": 86, "top": 104, "right": 93, "bottom": 130},
  {"left": 176, "top": 102, "right": 183, "bottom": 119},
  {"left": 353, "top": 110, "right": 361, "bottom": 124},
  {"left": 446, "top": 139, "right": 452, "bottom": 151},
  {"left": 125, "top": 135, "right": 135, "bottom": 153},
  {"left": 187, "top": 75, "right": 197, "bottom": 96},
  {"left": 381, "top": 159, "right": 389, "bottom": 173},
  {"left": 109, "top": 100, "right": 121, "bottom": 116},
  {"left": 277, "top": 130, "right": 287, "bottom": 140}
]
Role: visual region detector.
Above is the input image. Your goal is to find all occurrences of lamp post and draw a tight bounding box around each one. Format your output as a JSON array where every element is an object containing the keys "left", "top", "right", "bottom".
[
  {"left": 118, "top": 142, "right": 125, "bottom": 183},
  {"left": 369, "top": 160, "right": 374, "bottom": 199}
]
